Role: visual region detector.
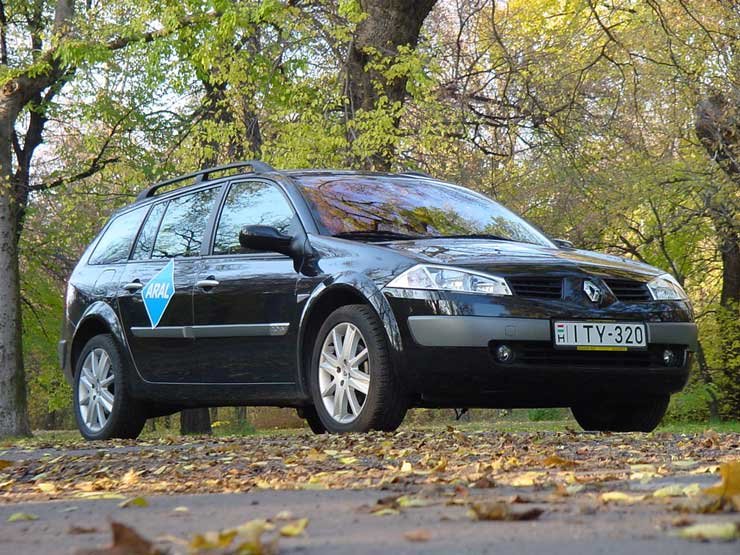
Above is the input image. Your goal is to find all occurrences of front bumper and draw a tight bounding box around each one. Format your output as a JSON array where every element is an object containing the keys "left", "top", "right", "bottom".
[
  {"left": 407, "top": 316, "right": 698, "bottom": 351},
  {"left": 385, "top": 290, "right": 696, "bottom": 406}
]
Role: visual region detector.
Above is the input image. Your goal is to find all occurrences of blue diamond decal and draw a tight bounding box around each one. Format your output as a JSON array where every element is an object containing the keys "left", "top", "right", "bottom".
[{"left": 141, "top": 259, "right": 175, "bottom": 328}]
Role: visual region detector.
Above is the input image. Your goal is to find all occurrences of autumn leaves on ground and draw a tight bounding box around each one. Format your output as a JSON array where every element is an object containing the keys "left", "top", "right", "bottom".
[{"left": 0, "top": 428, "right": 739, "bottom": 554}]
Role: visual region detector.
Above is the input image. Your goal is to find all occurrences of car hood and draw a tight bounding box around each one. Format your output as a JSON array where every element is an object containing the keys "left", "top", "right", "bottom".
[{"left": 380, "top": 239, "right": 662, "bottom": 280}]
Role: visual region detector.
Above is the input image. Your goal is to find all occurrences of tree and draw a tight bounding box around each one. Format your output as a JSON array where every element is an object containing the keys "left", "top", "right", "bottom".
[
  {"left": 345, "top": 0, "right": 437, "bottom": 169},
  {"left": 0, "top": 0, "right": 219, "bottom": 437}
]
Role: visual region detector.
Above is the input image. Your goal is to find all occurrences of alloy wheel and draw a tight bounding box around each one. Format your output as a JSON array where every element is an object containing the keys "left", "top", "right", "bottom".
[
  {"left": 77, "top": 348, "right": 116, "bottom": 432},
  {"left": 318, "top": 322, "right": 371, "bottom": 423}
]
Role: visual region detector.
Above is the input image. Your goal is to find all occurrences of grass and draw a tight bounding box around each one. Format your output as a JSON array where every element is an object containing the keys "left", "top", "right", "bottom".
[{"left": 655, "top": 420, "right": 740, "bottom": 434}]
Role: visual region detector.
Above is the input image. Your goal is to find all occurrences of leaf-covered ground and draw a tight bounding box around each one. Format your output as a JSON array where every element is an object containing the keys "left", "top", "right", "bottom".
[
  {"left": 1, "top": 429, "right": 739, "bottom": 553},
  {"left": 0, "top": 429, "right": 737, "bottom": 501}
]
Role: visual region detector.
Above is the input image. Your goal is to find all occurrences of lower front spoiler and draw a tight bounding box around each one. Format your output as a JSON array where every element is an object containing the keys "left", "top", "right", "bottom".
[
  {"left": 402, "top": 316, "right": 695, "bottom": 408},
  {"left": 415, "top": 362, "right": 690, "bottom": 408}
]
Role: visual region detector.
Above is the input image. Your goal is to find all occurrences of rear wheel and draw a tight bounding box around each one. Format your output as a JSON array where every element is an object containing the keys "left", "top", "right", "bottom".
[
  {"left": 571, "top": 395, "right": 669, "bottom": 432},
  {"left": 73, "top": 334, "right": 147, "bottom": 440},
  {"left": 309, "top": 305, "right": 407, "bottom": 433},
  {"left": 297, "top": 406, "right": 326, "bottom": 434}
]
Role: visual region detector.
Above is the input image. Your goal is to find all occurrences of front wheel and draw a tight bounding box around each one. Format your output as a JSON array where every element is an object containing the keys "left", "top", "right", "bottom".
[
  {"left": 571, "top": 395, "right": 670, "bottom": 432},
  {"left": 309, "top": 305, "right": 407, "bottom": 433},
  {"left": 73, "top": 334, "right": 147, "bottom": 440}
]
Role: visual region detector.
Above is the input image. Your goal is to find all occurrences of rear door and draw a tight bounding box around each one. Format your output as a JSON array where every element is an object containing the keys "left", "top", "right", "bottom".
[
  {"left": 191, "top": 179, "right": 303, "bottom": 384},
  {"left": 116, "top": 186, "right": 220, "bottom": 383}
]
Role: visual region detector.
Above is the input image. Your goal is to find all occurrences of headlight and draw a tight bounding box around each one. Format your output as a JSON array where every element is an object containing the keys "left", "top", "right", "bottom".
[
  {"left": 385, "top": 264, "right": 512, "bottom": 296},
  {"left": 647, "top": 273, "right": 688, "bottom": 301}
]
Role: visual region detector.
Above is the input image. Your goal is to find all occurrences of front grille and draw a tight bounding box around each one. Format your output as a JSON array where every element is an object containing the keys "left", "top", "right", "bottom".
[
  {"left": 517, "top": 343, "right": 652, "bottom": 368},
  {"left": 508, "top": 277, "right": 562, "bottom": 299},
  {"left": 604, "top": 278, "right": 652, "bottom": 302}
]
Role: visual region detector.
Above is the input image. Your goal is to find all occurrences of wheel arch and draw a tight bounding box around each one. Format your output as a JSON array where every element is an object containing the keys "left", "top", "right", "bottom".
[
  {"left": 296, "top": 275, "right": 404, "bottom": 399},
  {"left": 70, "top": 302, "right": 129, "bottom": 379}
]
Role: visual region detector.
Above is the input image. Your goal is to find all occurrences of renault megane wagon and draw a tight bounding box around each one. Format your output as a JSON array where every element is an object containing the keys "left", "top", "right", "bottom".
[{"left": 59, "top": 161, "right": 698, "bottom": 439}]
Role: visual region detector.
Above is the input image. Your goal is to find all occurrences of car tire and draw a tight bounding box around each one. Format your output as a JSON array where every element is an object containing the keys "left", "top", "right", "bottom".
[
  {"left": 571, "top": 395, "right": 670, "bottom": 432},
  {"left": 73, "top": 334, "right": 147, "bottom": 440},
  {"left": 298, "top": 406, "right": 326, "bottom": 434},
  {"left": 309, "top": 305, "right": 407, "bottom": 433}
]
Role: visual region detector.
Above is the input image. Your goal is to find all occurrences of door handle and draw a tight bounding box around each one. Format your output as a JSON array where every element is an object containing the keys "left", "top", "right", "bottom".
[
  {"left": 123, "top": 280, "right": 143, "bottom": 292},
  {"left": 196, "top": 278, "right": 220, "bottom": 289}
]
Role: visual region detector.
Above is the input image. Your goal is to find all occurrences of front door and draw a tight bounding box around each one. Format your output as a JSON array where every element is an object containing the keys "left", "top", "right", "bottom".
[
  {"left": 192, "top": 179, "right": 302, "bottom": 384},
  {"left": 116, "top": 186, "right": 221, "bottom": 383}
]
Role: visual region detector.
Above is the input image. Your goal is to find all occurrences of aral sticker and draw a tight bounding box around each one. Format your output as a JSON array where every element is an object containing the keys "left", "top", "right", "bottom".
[{"left": 141, "top": 259, "right": 175, "bottom": 328}]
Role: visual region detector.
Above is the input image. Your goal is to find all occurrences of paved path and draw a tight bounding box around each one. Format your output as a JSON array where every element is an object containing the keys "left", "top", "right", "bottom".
[{"left": 1, "top": 487, "right": 738, "bottom": 555}]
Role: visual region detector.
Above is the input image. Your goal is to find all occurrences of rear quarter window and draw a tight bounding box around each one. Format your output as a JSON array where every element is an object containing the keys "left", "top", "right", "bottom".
[{"left": 88, "top": 206, "right": 148, "bottom": 265}]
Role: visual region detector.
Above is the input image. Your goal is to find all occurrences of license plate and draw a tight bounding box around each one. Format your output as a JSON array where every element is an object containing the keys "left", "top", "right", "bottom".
[{"left": 553, "top": 321, "right": 646, "bottom": 350}]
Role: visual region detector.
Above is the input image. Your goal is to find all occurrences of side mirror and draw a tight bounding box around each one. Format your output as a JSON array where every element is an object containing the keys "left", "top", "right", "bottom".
[
  {"left": 239, "top": 225, "right": 294, "bottom": 256},
  {"left": 553, "top": 238, "right": 574, "bottom": 249}
]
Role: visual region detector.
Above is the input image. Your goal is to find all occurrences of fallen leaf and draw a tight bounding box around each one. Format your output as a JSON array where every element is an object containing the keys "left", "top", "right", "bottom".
[
  {"left": 75, "top": 521, "right": 164, "bottom": 555},
  {"left": 0, "top": 459, "right": 12, "bottom": 470},
  {"left": 121, "top": 469, "right": 140, "bottom": 486},
  {"left": 543, "top": 455, "right": 578, "bottom": 468},
  {"left": 508, "top": 471, "right": 546, "bottom": 487},
  {"left": 470, "top": 476, "right": 495, "bottom": 489},
  {"left": 69, "top": 525, "right": 99, "bottom": 535},
  {"left": 467, "top": 501, "right": 543, "bottom": 521},
  {"left": 672, "top": 495, "right": 724, "bottom": 514},
  {"left": 676, "top": 522, "right": 739, "bottom": 542},
  {"left": 119, "top": 496, "right": 149, "bottom": 509},
  {"left": 683, "top": 483, "right": 703, "bottom": 497},
  {"left": 432, "top": 458, "right": 447, "bottom": 472},
  {"left": 173, "top": 506, "right": 189, "bottom": 513},
  {"left": 372, "top": 507, "right": 401, "bottom": 516},
  {"left": 600, "top": 491, "right": 645, "bottom": 504},
  {"left": 37, "top": 481, "right": 58, "bottom": 494},
  {"left": 654, "top": 484, "right": 686, "bottom": 498},
  {"left": 7, "top": 512, "right": 38, "bottom": 522},
  {"left": 404, "top": 528, "right": 432, "bottom": 542},
  {"left": 74, "top": 492, "right": 126, "bottom": 500},
  {"left": 279, "top": 518, "right": 308, "bottom": 537},
  {"left": 397, "top": 495, "right": 432, "bottom": 508},
  {"left": 704, "top": 460, "right": 740, "bottom": 501}
]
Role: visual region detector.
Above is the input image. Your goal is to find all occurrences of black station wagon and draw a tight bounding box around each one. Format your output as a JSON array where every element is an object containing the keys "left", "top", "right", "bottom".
[{"left": 59, "top": 161, "right": 698, "bottom": 439}]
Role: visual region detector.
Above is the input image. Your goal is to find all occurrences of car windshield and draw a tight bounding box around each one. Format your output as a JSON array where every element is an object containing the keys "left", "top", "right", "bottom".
[{"left": 295, "top": 175, "right": 553, "bottom": 247}]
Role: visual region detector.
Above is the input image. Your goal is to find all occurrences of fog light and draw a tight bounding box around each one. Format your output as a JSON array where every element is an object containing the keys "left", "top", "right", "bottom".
[
  {"left": 495, "top": 344, "right": 514, "bottom": 363},
  {"left": 662, "top": 349, "right": 676, "bottom": 366}
]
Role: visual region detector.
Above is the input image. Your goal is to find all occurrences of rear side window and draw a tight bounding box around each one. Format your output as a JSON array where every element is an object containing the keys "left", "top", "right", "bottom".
[
  {"left": 88, "top": 206, "right": 148, "bottom": 265},
  {"left": 152, "top": 188, "right": 219, "bottom": 258},
  {"left": 131, "top": 202, "right": 167, "bottom": 260},
  {"left": 213, "top": 181, "right": 297, "bottom": 255}
]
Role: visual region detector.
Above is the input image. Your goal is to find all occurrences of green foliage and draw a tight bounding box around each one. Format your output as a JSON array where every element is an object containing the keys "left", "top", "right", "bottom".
[
  {"left": 664, "top": 383, "right": 717, "bottom": 424},
  {"left": 527, "top": 408, "right": 566, "bottom": 422},
  {"left": 7, "top": 0, "right": 738, "bottom": 428}
]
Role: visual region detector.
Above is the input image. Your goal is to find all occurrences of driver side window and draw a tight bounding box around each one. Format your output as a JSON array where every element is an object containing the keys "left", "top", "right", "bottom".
[{"left": 213, "top": 181, "right": 298, "bottom": 255}]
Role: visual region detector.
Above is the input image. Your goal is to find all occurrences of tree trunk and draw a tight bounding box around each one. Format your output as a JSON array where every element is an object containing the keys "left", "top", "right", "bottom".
[
  {"left": 0, "top": 85, "right": 30, "bottom": 438},
  {"left": 695, "top": 92, "right": 740, "bottom": 417},
  {"left": 346, "top": 0, "right": 437, "bottom": 170},
  {"left": 235, "top": 406, "right": 248, "bottom": 423},
  {"left": 180, "top": 408, "right": 212, "bottom": 435}
]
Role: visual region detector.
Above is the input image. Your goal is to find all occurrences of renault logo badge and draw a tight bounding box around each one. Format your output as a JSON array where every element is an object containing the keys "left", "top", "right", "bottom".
[{"left": 583, "top": 280, "right": 602, "bottom": 303}]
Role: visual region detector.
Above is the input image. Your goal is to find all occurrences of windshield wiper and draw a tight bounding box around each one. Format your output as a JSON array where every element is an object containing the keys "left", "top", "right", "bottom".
[
  {"left": 427, "top": 233, "right": 515, "bottom": 242},
  {"left": 333, "top": 230, "right": 422, "bottom": 242}
]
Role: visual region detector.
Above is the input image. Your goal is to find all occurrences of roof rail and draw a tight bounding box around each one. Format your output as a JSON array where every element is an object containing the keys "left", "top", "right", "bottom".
[
  {"left": 136, "top": 160, "right": 275, "bottom": 201},
  {"left": 400, "top": 170, "right": 432, "bottom": 178}
]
